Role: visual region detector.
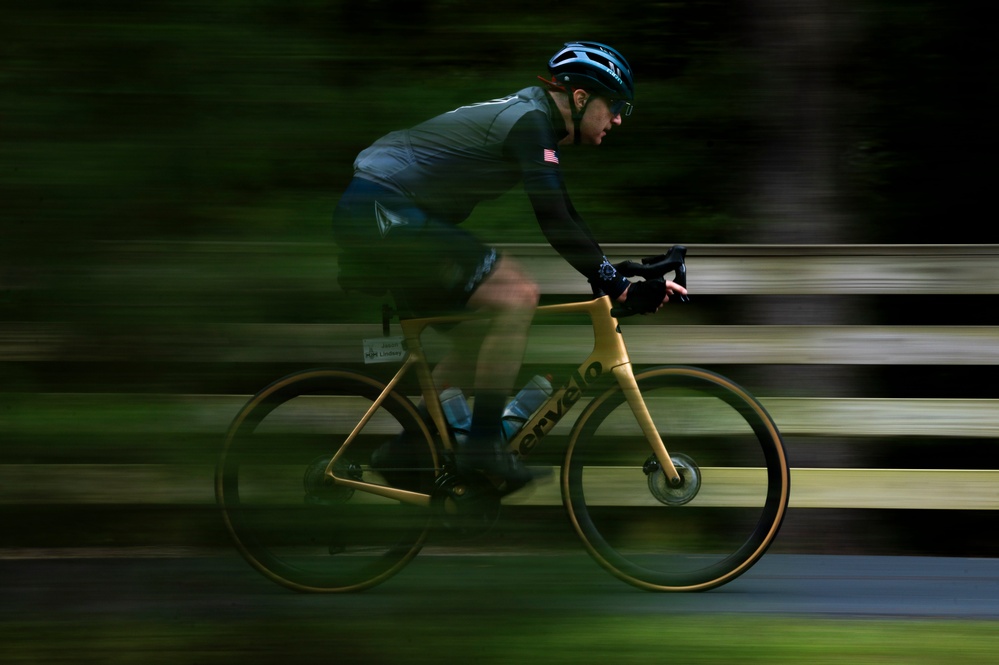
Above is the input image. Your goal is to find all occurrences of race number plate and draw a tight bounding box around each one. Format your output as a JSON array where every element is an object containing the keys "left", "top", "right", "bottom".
[{"left": 363, "top": 336, "right": 407, "bottom": 364}]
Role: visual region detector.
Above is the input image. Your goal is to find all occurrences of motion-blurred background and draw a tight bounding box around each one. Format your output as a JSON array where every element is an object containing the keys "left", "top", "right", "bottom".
[{"left": 2, "top": 1, "right": 997, "bottom": 555}]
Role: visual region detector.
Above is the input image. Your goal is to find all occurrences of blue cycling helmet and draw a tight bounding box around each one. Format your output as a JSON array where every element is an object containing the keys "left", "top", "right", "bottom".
[
  {"left": 546, "top": 41, "right": 634, "bottom": 144},
  {"left": 548, "top": 41, "right": 635, "bottom": 109}
]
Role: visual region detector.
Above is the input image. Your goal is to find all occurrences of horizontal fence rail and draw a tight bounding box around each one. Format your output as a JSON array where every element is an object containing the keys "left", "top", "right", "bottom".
[
  {"left": 2, "top": 465, "right": 996, "bottom": 511},
  {"left": 5, "top": 323, "right": 999, "bottom": 365},
  {"left": 4, "top": 393, "right": 999, "bottom": 439}
]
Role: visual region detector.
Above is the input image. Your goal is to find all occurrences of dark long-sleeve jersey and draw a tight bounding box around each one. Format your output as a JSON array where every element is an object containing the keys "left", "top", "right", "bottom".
[{"left": 352, "top": 86, "right": 629, "bottom": 298}]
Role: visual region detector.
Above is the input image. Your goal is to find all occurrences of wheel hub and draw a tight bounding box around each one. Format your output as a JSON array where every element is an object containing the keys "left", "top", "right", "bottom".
[
  {"left": 645, "top": 453, "right": 701, "bottom": 506},
  {"left": 303, "top": 456, "right": 360, "bottom": 506}
]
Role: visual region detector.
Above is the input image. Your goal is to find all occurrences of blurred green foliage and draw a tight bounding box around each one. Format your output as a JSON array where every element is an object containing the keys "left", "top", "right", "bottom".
[
  {"left": 1, "top": 1, "right": 757, "bottom": 256},
  {"left": 2, "top": 0, "right": 995, "bottom": 311},
  {"left": 7, "top": 0, "right": 993, "bottom": 268}
]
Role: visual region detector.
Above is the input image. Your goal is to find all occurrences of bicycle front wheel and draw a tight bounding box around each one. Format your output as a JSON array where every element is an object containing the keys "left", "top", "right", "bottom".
[
  {"left": 216, "top": 369, "right": 438, "bottom": 592},
  {"left": 563, "top": 366, "right": 790, "bottom": 592}
]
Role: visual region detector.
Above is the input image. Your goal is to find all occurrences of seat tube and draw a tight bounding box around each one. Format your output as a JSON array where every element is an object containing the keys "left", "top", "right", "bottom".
[
  {"left": 399, "top": 317, "right": 454, "bottom": 450},
  {"left": 611, "top": 364, "right": 681, "bottom": 484}
]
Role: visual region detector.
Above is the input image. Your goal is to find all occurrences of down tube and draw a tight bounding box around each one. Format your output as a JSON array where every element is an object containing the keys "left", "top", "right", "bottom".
[{"left": 507, "top": 359, "right": 606, "bottom": 460}]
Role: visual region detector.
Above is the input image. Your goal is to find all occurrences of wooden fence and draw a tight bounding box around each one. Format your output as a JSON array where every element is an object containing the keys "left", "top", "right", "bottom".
[{"left": 3, "top": 243, "right": 998, "bottom": 549}]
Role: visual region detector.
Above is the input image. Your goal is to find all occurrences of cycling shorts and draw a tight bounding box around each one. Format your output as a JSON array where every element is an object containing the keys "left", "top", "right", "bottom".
[{"left": 331, "top": 177, "right": 498, "bottom": 318}]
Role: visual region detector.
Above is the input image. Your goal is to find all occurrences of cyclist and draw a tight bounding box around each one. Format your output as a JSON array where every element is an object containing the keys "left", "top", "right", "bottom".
[{"left": 332, "top": 41, "right": 686, "bottom": 494}]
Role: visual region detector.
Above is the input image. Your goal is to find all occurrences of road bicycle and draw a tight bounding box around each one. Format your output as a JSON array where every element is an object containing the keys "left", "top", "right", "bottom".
[{"left": 215, "top": 246, "right": 790, "bottom": 592}]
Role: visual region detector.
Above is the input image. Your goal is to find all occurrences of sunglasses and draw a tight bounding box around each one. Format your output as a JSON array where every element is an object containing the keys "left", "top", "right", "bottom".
[{"left": 608, "top": 98, "right": 634, "bottom": 117}]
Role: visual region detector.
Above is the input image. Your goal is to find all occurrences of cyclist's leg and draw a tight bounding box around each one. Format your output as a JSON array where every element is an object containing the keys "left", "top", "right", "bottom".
[
  {"left": 394, "top": 252, "right": 540, "bottom": 492},
  {"left": 432, "top": 254, "right": 539, "bottom": 402},
  {"left": 427, "top": 318, "right": 487, "bottom": 396},
  {"left": 412, "top": 254, "right": 537, "bottom": 492},
  {"left": 462, "top": 254, "right": 539, "bottom": 436}
]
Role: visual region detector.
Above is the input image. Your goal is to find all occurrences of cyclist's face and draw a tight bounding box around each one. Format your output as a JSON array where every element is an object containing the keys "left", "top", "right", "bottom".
[{"left": 578, "top": 96, "right": 624, "bottom": 146}]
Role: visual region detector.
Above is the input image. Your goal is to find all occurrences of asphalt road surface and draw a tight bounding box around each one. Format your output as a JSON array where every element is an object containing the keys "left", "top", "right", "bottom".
[{"left": 4, "top": 550, "right": 999, "bottom": 620}]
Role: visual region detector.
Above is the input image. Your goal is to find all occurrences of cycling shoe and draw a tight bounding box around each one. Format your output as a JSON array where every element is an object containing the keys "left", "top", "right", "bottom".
[
  {"left": 455, "top": 438, "right": 539, "bottom": 496},
  {"left": 370, "top": 431, "right": 431, "bottom": 492}
]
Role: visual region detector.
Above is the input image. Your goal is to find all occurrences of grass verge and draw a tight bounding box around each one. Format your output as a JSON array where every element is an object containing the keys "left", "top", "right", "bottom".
[{"left": 2, "top": 616, "right": 998, "bottom": 664}]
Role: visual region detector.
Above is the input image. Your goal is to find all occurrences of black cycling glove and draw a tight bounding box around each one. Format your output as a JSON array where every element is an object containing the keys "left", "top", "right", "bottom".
[{"left": 618, "top": 277, "right": 667, "bottom": 315}]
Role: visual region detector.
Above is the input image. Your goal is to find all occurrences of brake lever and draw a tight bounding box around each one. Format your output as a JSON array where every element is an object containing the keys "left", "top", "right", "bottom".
[{"left": 665, "top": 250, "right": 689, "bottom": 303}]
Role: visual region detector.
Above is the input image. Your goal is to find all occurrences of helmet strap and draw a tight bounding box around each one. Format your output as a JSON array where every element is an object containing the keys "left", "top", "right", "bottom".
[{"left": 571, "top": 90, "right": 590, "bottom": 145}]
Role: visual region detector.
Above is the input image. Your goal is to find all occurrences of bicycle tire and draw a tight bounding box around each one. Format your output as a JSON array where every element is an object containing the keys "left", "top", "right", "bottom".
[
  {"left": 215, "top": 368, "right": 438, "bottom": 592},
  {"left": 562, "top": 365, "right": 790, "bottom": 592}
]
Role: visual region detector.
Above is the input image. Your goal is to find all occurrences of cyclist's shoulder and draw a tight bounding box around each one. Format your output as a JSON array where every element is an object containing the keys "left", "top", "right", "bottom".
[
  {"left": 439, "top": 87, "right": 552, "bottom": 129},
  {"left": 501, "top": 88, "right": 563, "bottom": 146},
  {"left": 501, "top": 86, "right": 557, "bottom": 123}
]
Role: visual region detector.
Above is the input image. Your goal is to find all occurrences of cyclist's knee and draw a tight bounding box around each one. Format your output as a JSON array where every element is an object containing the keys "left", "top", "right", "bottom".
[
  {"left": 508, "top": 278, "right": 541, "bottom": 309},
  {"left": 528, "top": 284, "right": 541, "bottom": 309},
  {"left": 470, "top": 255, "right": 539, "bottom": 310}
]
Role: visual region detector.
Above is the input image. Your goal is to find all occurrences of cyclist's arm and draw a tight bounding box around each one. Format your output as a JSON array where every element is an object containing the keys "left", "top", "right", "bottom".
[{"left": 505, "top": 111, "right": 630, "bottom": 299}]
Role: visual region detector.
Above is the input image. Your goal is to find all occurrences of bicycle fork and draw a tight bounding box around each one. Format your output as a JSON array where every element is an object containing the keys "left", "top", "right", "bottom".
[{"left": 612, "top": 364, "right": 683, "bottom": 486}]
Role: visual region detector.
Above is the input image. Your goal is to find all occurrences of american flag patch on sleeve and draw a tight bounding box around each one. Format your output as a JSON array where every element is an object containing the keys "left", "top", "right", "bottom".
[{"left": 543, "top": 148, "right": 559, "bottom": 164}]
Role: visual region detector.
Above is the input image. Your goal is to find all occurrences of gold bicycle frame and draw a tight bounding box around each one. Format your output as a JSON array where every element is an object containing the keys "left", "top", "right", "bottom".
[{"left": 326, "top": 295, "right": 682, "bottom": 506}]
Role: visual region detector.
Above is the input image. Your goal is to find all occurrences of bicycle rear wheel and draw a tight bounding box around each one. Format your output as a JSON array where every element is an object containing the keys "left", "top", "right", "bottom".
[
  {"left": 563, "top": 366, "right": 790, "bottom": 591},
  {"left": 216, "top": 369, "right": 437, "bottom": 592}
]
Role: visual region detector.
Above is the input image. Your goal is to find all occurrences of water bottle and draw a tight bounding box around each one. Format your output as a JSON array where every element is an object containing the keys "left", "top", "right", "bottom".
[
  {"left": 439, "top": 386, "right": 471, "bottom": 445},
  {"left": 501, "top": 375, "right": 553, "bottom": 441}
]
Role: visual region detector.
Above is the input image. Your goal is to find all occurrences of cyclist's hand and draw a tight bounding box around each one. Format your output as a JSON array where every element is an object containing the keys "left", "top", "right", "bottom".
[
  {"left": 664, "top": 279, "right": 687, "bottom": 302},
  {"left": 618, "top": 279, "right": 688, "bottom": 312},
  {"left": 617, "top": 278, "right": 686, "bottom": 314}
]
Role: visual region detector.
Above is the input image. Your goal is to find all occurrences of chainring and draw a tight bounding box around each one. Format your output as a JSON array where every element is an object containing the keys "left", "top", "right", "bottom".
[{"left": 430, "top": 471, "right": 501, "bottom": 538}]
